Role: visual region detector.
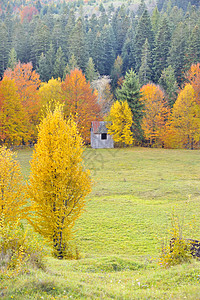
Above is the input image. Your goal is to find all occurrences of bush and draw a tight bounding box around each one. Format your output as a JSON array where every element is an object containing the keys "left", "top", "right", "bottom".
[
  {"left": 159, "top": 211, "right": 192, "bottom": 267},
  {"left": 0, "top": 219, "right": 46, "bottom": 276}
]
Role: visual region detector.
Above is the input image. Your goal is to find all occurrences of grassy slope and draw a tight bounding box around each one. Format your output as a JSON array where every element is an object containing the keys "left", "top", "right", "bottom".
[{"left": 1, "top": 147, "right": 200, "bottom": 299}]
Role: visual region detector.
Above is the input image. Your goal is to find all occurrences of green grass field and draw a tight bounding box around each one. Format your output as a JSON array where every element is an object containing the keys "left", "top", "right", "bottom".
[{"left": 1, "top": 147, "right": 200, "bottom": 299}]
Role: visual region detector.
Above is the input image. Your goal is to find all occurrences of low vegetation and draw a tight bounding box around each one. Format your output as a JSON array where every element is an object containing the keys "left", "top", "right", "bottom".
[{"left": 1, "top": 147, "right": 200, "bottom": 299}]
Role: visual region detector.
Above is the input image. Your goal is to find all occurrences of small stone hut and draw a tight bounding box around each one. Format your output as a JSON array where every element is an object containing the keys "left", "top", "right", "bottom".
[{"left": 91, "top": 121, "right": 114, "bottom": 149}]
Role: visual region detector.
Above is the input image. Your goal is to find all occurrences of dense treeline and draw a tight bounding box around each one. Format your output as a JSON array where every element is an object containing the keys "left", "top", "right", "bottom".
[
  {"left": 1, "top": 0, "right": 200, "bottom": 149},
  {"left": 0, "top": 0, "right": 200, "bottom": 86}
]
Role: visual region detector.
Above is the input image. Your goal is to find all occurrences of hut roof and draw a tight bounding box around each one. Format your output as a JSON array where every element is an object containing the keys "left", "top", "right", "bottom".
[{"left": 91, "top": 121, "right": 108, "bottom": 134}]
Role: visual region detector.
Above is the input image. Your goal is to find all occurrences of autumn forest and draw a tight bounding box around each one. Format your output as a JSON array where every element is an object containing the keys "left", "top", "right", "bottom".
[{"left": 1, "top": 0, "right": 200, "bottom": 148}]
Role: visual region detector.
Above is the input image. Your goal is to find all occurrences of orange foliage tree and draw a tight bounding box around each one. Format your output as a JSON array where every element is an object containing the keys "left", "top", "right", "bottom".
[
  {"left": 0, "top": 77, "right": 26, "bottom": 146},
  {"left": 164, "top": 84, "right": 200, "bottom": 149},
  {"left": 140, "top": 83, "right": 170, "bottom": 147},
  {"left": 61, "top": 69, "right": 101, "bottom": 143},
  {"left": 20, "top": 6, "right": 38, "bottom": 23},
  {"left": 186, "top": 63, "right": 200, "bottom": 106},
  {"left": 4, "top": 62, "right": 41, "bottom": 143}
]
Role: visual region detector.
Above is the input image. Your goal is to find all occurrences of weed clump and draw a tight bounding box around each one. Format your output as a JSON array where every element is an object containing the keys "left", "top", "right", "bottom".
[
  {"left": 0, "top": 219, "right": 46, "bottom": 276},
  {"left": 159, "top": 211, "right": 192, "bottom": 267}
]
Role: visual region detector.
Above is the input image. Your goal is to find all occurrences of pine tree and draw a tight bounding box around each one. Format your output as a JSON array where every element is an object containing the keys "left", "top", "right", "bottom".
[
  {"left": 117, "top": 69, "right": 143, "bottom": 141},
  {"left": 185, "top": 25, "right": 200, "bottom": 69},
  {"left": 135, "top": 9, "right": 154, "bottom": 71},
  {"left": 68, "top": 18, "right": 88, "bottom": 72},
  {"left": 63, "top": 54, "right": 79, "bottom": 78},
  {"left": 151, "top": 6, "right": 160, "bottom": 34},
  {"left": 37, "top": 53, "right": 49, "bottom": 82},
  {"left": 53, "top": 47, "right": 66, "bottom": 79},
  {"left": 0, "top": 23, "right": 9, "bottom": 77},
  {"left": 28, "top": 105, "right": 91, "bottom": 259},
  {"left": 111, "top": 55, "right": 123, "bottom": 92},
  {"left": 158, "top": 65, "right": 178, "bottom": 108},
  {"left": 153, "top": 16, "right": 171, "bottom": 82},
  {"left": 121, "top": 25, "right": 135, "bottom": 72},
  {"left": 7, "top": 48, "right": 17, "bottom": 71},
  {"left": 168, "top": 22, "right": 187, "bottom": 85},
  {"left": 137, "top": 0, "right": 147, "bottom": 18},
  {"left": 85, "top": 57, "right": 99, "bottom": 82},
  {"left": 139, "top": 39, "right": 152, "bottom": 85}
]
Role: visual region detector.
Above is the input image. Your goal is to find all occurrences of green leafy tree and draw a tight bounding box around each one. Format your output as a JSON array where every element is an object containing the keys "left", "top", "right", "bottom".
[{"left": 28, "top": 105, "right": 91, "bottom": 259}]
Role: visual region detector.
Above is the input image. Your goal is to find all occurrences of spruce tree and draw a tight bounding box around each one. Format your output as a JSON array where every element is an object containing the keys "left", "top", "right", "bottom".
[
  {"left": 168, "top": 22, "right": 187, "bottom": 85},
  {"left": 135, "top": 9, "right": 154, "bottom": 71},
  {"left": 53, "top": 47, "right": 66, "bottom": 79},
  {"left": 116, "top": 69, "right": 143, "bottom": 141},
  {"left": 153, "top": 16, "right": 171, "bottom": 82},
  {"left": 139, "top": 39, "right": 152, "bottom": 85},
  {"left": 68, "top": 18, "right": 88, "bottom": 72},
  {"left": 85, "top": 57, "right": 99, "bottom": 82},
  {"left": 158, "top": 65, "right": 178, "bottom": 108},
  {"left": 7, "top": 48, "right": 17, "bottom": 70},
  {"left": 0, "top": 23, "right": 9, "bottom": 77}
]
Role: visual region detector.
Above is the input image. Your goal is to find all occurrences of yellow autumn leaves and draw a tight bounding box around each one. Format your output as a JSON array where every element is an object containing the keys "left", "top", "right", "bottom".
[{"left": 0, "top": 105, "right": 91, "bottom": 259}]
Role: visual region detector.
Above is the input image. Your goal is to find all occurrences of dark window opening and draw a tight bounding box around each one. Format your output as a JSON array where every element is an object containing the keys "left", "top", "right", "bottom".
[{"left": 101, "top": 133, "right": 107, "bottom": 140}]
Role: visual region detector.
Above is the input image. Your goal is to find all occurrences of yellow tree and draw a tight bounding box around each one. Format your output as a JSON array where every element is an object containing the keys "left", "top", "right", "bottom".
[
  {"left": 38, "top": 78, "right": 64, "bottom": 115},
  {"left": 0, "top": 147, "right": 28, "bottom": 224},
  {"left": 106, "top": 100, "right": 133, "bottom": 146},
  {"left": 0, "top": 77, "right": 26, "bottom": 146},
  {"left": 28, "top": 105, "right": 91, "bottom": 259},
  {"left": 165, "top": 84, "right": 200, "bottom": 149},
  {"left": 140, "top": 83, "right": 170, "bottom": 147}
]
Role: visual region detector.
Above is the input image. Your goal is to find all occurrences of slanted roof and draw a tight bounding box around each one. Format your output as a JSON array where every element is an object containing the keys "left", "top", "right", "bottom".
[{"left": 91, "top": 121, "right": 108, "bottom": 134}]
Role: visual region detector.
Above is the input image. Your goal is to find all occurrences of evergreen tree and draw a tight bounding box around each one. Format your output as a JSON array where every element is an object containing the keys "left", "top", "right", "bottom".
[
  {"left": 85, "top": 57, "right": 99, "bottom": 82},
  {"left": 111, "top": 5, "right": 130, "bottom": 55},
  {"left": 137, "top": 0, "right": 147, "bottom": 18},
  {"left": 52, "top": 19, "right": 65, "bottom": 53},
  {"left": 63, "top": 54, "right": 79, "bottom": 78},
  {"left": 153, "top": 16, "right": 171, "bottom": 82},
  {"left": 168, "top": 22, "right": 187, "bottom": 84},
  {"left": 122, "top": 25, "right": 135, "bottom": 72},
  {"left": 111, "top": 55, "right": 123, "bottom": 93},
  {"left": 7, "top": 48, "right": 17, "bottom": 71},
  {"left": 45, "top": 43, "right": 56, "bottom": 80},
  {"left": 158, "top": 65, "right": 178, "bottom": 108},
  {"left": 31, "top": 20, "right": 50, "bottom": 68},
  {"left": 135, "top": 9, "right": 154, "bottom": 71},
  {"left": 68, "top": 18, "right": 88, "bottom": 72},
  {"left": 185, "top": 25, "right": 200, "bottom": 69},
  {"left": 0, "top": 23, "right": 9, "bottom": 77},
  {"left": 116, "top": 69, "right": 143, "bottom": 141},
  {"left": 37, "top": 53, "right": 49, "bottom": 82},
  {"left": 139, "top": 39, "right": 152, "bottom": 85},
  {"left": 13, "top": 22, "right": 30, "bottom": 63},
  {"left": 53, "top": 47, "right": 66, "bottom": 79},
  {"left": 151, "top": 6, "right": 160, "bottom": 34}
]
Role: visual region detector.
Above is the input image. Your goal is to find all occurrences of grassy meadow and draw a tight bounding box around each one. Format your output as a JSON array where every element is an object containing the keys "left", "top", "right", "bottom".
[{"left": 1, "top": 147, "right": 200, "bottom": 299}]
